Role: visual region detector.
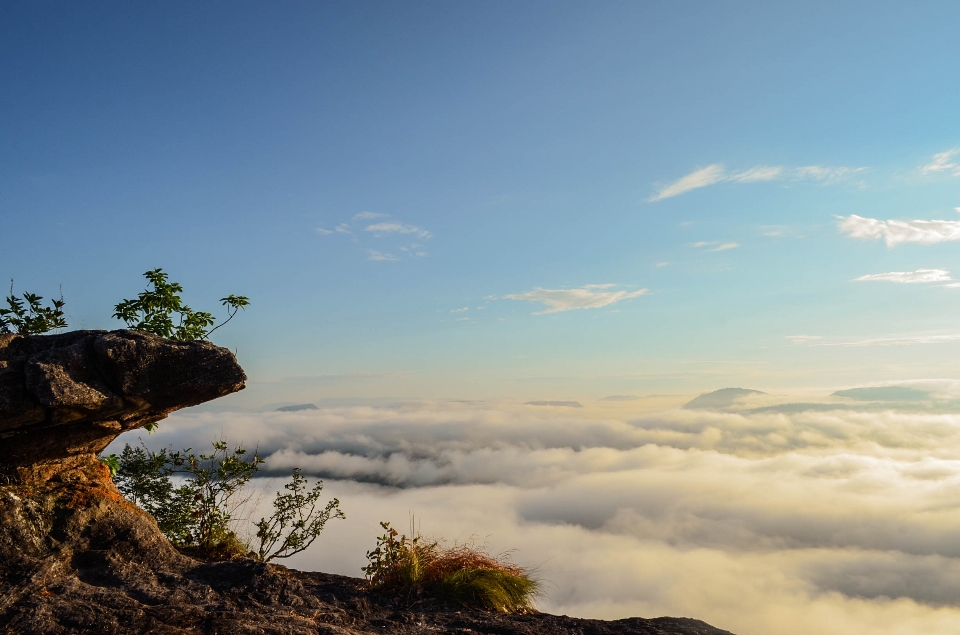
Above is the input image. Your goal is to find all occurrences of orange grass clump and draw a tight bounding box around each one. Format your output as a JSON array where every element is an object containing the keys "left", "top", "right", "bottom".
[{"left": 363, "top": 521, "right": 539, "bottom": 613}]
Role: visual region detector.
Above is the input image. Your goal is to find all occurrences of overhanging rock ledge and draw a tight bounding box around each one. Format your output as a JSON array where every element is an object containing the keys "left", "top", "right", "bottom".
[{"left": 0, "top": 329, "right": 246, "bottom": 481}]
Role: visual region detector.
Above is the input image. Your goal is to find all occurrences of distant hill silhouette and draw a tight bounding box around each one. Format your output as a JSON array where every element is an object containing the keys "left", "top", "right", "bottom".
[
  {"left": 275, "top": 403, "right": 319, "bottom": 412},
  {"left": 525, "top": 400, "right": 583, "bottom": 408},
  {"left": 683, "top": 388, "right": 765, "bottom": 411}
]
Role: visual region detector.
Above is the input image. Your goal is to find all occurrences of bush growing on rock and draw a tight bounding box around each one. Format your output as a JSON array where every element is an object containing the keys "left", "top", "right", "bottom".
[
  {"left": 113, "top": 268, "right": 249, "bottom": 341},
  {"left": 363, "top": 521, "right": 539, "bottom": 613},
  {"left": 109, "top": 439, "right": 343, "bottom": 562},
  {"left": 0, "top": 281, "right": 67, "bottom": 335}
]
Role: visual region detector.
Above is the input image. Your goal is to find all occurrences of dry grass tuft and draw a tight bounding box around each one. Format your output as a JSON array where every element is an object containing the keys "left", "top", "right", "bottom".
[{"left": 363, "top": 521, "right": 539, "bottom": 613}]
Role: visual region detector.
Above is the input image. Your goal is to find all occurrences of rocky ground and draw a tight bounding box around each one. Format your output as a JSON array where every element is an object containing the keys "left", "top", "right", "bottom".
[{"left": 0, "top": 331, "right": 736, "bottom": 635}]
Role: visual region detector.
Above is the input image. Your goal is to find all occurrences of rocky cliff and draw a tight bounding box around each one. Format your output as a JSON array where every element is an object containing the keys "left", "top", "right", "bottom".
[{"left": 0, "top": 330, "right": 736, "bottom": 635}]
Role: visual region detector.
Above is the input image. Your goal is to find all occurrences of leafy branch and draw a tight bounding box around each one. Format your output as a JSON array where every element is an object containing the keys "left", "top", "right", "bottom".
[
  {"left": 113, "top": 269, "right": 249, "bottom": 341},
  {"left": 254, "top": 468, "right": 344, "bottom": 562},
  {"left": 0, "top": 280, "right": 67, "bottom": 335}
]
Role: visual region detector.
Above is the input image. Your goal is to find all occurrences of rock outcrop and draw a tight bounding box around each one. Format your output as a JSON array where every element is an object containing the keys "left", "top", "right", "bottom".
[
  {"left": 0, "top": 331, "right": 736, "bottom": 635},
  {"left": 0, "top": 329, "right": 246, "bottom": 481}
]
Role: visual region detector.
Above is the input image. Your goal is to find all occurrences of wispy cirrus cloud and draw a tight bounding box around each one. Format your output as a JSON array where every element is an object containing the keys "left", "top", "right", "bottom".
[
  {"left": 648, "top": 163, "right": 866, "bottom": 202},
  {"left": 825, "top": 333, "right": 960, "bottom": 347},
  {"left": 920, "top": 149, "right": 960, "bottom": 177},
  {"left": 838, "top": 214, "right": 960, "bottom": 247},
  {"left": 364, "top": 222, "right": 432, "bottom": 239},
  {"left": 853, "top": 269, "right": 952, "bottom": 284},
  {"left": 316, "top": 211, "right": 432, "bottom": 261},
  {"left": 366, "top": 249, "right": 399, "bottom": 262},
  {"left": 354, "top": 211, "right": 387, "bottom": 220},
  {"left": 647, "top": 164, "right": 727, "bottom": 201},
  {"left": 505, "top": 284, "right": 647, "bottom": 314},
  {"left": 690, "top": 241, "right": 740, "bottom": 252}
]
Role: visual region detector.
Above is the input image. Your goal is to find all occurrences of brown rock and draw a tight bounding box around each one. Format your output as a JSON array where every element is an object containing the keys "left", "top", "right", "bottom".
[{"left": 0, "top": 329, "right": 246, "bottom": 480}]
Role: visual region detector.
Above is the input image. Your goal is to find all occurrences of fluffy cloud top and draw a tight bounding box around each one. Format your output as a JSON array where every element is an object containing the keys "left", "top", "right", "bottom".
[
  {"left": 838, "top": 214, "right": 960, "bottom": 247},
  {"left": 853, "top": 269, "right": 951, "bottom": 284},
  {"left": 505, "top": 284, "right": 647, "bottom": 314}
]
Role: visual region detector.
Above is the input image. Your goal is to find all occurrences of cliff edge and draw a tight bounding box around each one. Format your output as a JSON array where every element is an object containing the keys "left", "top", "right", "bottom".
[{"left": 0, "top": 331, "right": 735, "bottom": 635}]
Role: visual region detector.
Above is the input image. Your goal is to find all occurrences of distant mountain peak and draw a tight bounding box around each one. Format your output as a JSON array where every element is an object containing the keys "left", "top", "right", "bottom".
[
  {"left": 275, "top": 403, "right": 319, "bottom": 412},
  {"left": 683, "top": 388, "right": 765, "bottom": 411}
]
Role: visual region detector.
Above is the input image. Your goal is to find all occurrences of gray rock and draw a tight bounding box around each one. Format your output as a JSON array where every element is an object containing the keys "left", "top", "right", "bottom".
[{"left": 0, "top": 330, "right": 245, "bottom": 480}]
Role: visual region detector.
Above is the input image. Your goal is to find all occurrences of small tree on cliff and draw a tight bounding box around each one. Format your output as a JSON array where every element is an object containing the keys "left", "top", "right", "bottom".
[
  {"left": 0, "top": 280, "right": 67, "bottom": 335},
  {"left": 113, "top": 268, "right": 249, "bottom": 341}
]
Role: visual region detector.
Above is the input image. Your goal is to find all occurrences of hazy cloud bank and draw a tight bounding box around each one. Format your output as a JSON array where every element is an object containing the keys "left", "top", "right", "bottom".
[{"left": 111, "top": 397, "right": 960, "bottom": 635}]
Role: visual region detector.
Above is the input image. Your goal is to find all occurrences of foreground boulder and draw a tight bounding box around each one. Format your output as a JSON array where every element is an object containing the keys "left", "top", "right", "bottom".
[{"left": 0, "top": 331, "right": 736, "bottom": 635}]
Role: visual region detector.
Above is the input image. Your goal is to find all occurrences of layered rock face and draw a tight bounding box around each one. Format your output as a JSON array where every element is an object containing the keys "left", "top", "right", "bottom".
[{"left": 0, "top": 330, "right": 735, "bottom": 635}]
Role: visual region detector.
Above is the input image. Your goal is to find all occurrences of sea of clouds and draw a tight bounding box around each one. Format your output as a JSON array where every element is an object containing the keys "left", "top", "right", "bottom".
[{"left": 107, "top": 392, "right": 960, "bottom": 635}]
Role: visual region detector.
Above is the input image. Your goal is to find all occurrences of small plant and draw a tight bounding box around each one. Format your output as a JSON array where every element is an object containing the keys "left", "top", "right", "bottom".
[
  {"left": 363, "top": 521, "right": 539, "bottom": 613},
  {"left": 0, "top": 280, "right": 67, "bottom": 335},
  {"left": 179, "top": 440, "right": 263, "bottom": 551},
  {"left": 110, "top": 439, "right": 261, "bottom": 554},
  {"left": 254, "top": 468, "right": 345, "bottom": 562},
  {"left": 113, "top": 268, "right": 249, "bottom": 341},
  {"left": 107, "top": 439, "right": 343, "bottom": 563}
]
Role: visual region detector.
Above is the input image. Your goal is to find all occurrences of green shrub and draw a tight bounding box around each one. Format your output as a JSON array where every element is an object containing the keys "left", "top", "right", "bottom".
[
  {"left": 363, "top": 521, "right": 539, "bottom": 613},
  {"left": 113, "top": 268, "right": 249, "bottom": 341},
  {"left": 0, "top": 281, "right": 67, "bottom": 335},
  {"left": 107, "top": 439, "right": 344, "bottom": 562},
  {"left": 254, "top": 467, "right": 345, "bottom": 562}
]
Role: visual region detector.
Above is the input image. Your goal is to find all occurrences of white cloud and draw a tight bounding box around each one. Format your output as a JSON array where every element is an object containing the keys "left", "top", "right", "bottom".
[
  {"left": 822, "top": 333, "right": 960, "bottom": 347},
  {"left": 505, "top": 284, "right": 647, "bottom": 314},
  {"left": 793, "top": 165, "right": 866, "bottom": 182},
  {"left": 366, "top": 249, "right": 399, "bottom": 262},
  {"left": 656, "top": 261, "right": 670, "bottom": 267},
  {"left": 335, "top": 223, "right": 351, "bottom": 233},
  {"left": 921, "top": 149, "right": 960, "bottom": 176},
  {"left": 689, "top": 241, "right": 740, "bottom": 252},
  {"left": 649, "top": 163, "right": 866, "bottom": 201},
  {"left": 364, "top": 222, "right": 432, "bottom": 239},
  {"left": 315, "top": 226, "right": 333, "bottom": 235},
  {"left": 450, "top": 307, "right": 469, "bottom": 313},
  {"left": 838, "top": 215, "right": 960, "bottom": 247},
  {"left": 708, "top": 242, "right": 739, "bottom": 252},
  {"left": 732, "top": 166, "right": 783, "bottom": 182},
  {"left": 647, "top": 164, "right": 726, "bottom": 202},
  {"left": 786, "top": 335, "right": 823, "bottom": 343},
  {"left": 354, "top": 211, "right": 387, "bottom": 220},
  {"left": 853, "top": 269, "right": 951, "bottom": 284}
]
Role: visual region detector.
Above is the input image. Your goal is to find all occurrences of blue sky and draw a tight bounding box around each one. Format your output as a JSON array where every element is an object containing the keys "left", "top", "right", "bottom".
[{"left": 5, "top": 1, "right": 960, "bottom": 402}]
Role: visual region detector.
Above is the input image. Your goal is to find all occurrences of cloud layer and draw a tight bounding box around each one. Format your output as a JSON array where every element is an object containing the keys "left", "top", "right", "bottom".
[
  {"left": 115, "top": 397, "right": 960, "bottom": 635},
  {"left": 505, "top": 284, "right": 647, "bottom": 314}
]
